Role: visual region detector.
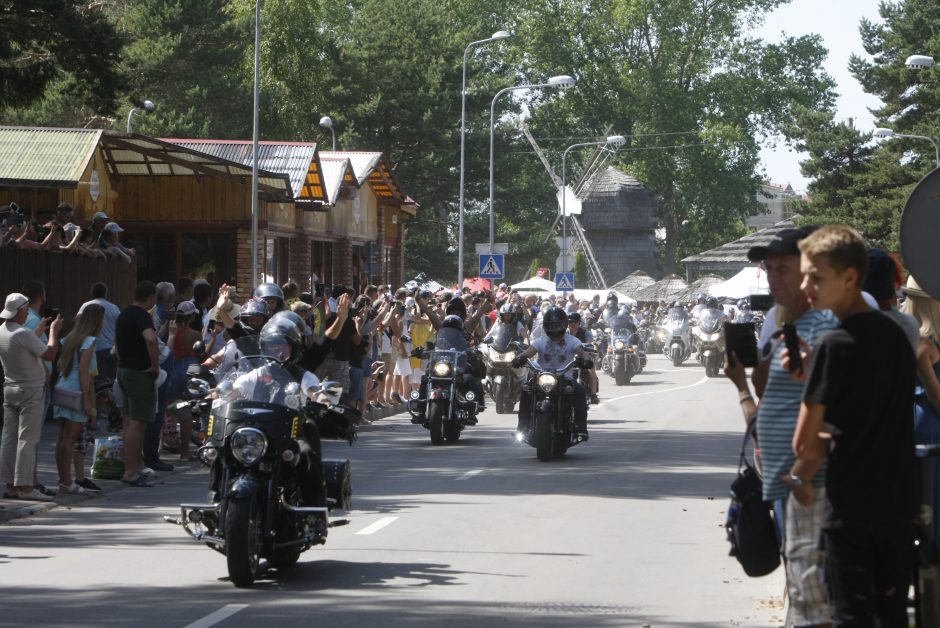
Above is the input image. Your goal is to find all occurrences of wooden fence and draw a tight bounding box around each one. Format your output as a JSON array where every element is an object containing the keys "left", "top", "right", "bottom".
[{"left": 0, "top": 248, "right": 138, "bottom": 324}]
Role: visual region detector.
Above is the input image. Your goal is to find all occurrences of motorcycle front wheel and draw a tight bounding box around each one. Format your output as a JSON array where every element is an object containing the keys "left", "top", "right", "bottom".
[
  {"left": 225, "top": 495, "right": 263, "bottom": 587},
  {"left": 535, "top": 412, "right": 553, "bottom": 461},
  {"left": 614, "top": 365, "right": 627, "bottom": 386},
  {"left": 428, "top": 401, "right": 445, "bottom": 446}
]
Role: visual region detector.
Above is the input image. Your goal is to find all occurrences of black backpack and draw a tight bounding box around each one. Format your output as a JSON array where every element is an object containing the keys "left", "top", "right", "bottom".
[{"left": 725, "top": 418, "right": 781, "bottom": 577}]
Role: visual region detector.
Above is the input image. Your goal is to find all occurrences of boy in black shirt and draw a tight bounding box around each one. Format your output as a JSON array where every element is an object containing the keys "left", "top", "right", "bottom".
[{"left": 789, "top": 224, "right": 915, "bottom": 626}]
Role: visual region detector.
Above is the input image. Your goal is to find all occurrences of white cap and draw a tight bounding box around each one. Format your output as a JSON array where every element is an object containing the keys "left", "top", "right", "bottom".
[{"left": 0, "top": 293, "right": 28, "bottom": 319}]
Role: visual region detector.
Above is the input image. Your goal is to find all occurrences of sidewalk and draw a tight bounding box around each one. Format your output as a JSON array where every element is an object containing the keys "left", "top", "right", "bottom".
[{"left": 0, "top": 419, "right": 197, "bottom": 524}]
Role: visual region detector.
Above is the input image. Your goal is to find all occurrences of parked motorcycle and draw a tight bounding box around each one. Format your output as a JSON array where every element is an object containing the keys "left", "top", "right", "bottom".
[
  {"left": 694, "top": 308, "right": 726, "bottom": 377},
  {"left": 661, "top": 307, "right": 693, "bottom": 367},
  {"left": 605, "top": 325, "right": 641, "bottom": 386},
  {"left": 163, "top": 362, "right": 216, "bottom": 458},
  {"left": 164, "top": 338, "right": 357, "bottom": 587},
  {"left": 408, "top": 327, "right": 480, "bottom": 445},
  {"left": 518, "top": 356, "right": 588, "bottom": 461},
  {"left": 480, "top": 324, "right": 526, "bottom": 414}
]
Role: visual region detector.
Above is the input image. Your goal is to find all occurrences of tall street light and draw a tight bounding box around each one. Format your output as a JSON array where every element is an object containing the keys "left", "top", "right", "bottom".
[
  {"left": 126, "top": 100, "right": 155, "bottom": 133},
  {"left": 560, "top": 136, "right": 626, "bottom": 281},
  {"left": 489, "top": 75, "right": 576, "bottom": 250},
  {"left": 457, "top": 30, "right": 511, "bottom": 288},
  {"left": 250, "top": 0, "right": 262, "bottom": 291},
  {"left": 874, "top": 127, "right": 940, "bottom": 168},
  {"left": 320, "top": 116, "right": 337, "bottom": 150}
]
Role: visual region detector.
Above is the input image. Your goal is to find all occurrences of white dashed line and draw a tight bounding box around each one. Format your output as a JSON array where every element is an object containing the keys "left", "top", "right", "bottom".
[
  {"left": 356, "top": 516, "right": 399, "bottom": 535},
  {"left": 185, "top": 604, "right": 249, "bottom": 628},
  {"left": 457, "top": 470, "right": 482, "bottom": 481}
]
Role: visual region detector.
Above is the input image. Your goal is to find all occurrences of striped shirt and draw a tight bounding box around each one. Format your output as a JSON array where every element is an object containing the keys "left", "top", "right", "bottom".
[{"left": 757, "top": 308, "right": 836, "bottom": 501}]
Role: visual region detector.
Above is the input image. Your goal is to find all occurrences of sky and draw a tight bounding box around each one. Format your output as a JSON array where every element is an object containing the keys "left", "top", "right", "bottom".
[{"left": 754, "top": 0, "right": 886, "bottom": 192}]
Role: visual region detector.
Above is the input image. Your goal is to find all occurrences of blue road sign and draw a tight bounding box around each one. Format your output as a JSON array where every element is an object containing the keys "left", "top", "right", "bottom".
[
  {"left": 555, "top": 272, "right": 575, "bottom": 291},
  {"left": 479, "top": 254, "right": 505, "bottom": 279}
]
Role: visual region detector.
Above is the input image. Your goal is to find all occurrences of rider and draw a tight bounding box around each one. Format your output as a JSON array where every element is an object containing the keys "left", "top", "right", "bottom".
[
  {"left": 205, "top": 297, "right": 270, "bottom": 369},
  {"left": 512, "top": 307, "right": 592, "bottom": 440},
  {"left": 486, "top": 303, "right": 528, "bottom": 342},
  {"left": 567, "top": 312, "right": 599, "bottom": 405}
]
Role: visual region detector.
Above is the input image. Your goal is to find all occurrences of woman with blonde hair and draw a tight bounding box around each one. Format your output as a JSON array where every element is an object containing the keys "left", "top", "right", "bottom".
[
  {"left": 53, "top": 304, "right": 104, "bottom": 494},
  {"left": 901, "top": 276, "right": 940, "bottom": 541}
]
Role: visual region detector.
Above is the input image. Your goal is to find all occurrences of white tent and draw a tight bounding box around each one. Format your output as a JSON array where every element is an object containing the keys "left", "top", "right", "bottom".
[
  {"left": 709, "top": 266, "right": 769, "bottom": 299},
  {"left": 511, "top": 276, "right": 556, "bottom": 292},
  {"left": 571, "top": 289, "right": 635, "bottom": 306}
]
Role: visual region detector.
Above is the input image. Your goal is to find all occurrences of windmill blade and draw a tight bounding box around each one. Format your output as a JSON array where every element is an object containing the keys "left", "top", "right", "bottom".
[
  {"left": 521, "top": 121, "right": 563, "bottom": 188},
  {"left": 573, "top": 124, "right": 615, "bottom": 196}
]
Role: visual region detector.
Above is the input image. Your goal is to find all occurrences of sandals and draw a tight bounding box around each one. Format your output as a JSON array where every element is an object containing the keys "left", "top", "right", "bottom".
[{"left": 121, "top": 475, "right": 153, "bottom": 487}]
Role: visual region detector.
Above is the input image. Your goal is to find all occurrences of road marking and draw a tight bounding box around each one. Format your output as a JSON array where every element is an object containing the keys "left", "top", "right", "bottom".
[
  {"left": 457, "top": 469, "right": 482, "bottom": 480},
  {"left": 597, "top": 376, "right": 709, "bottom": 408},
  {"left": 356, "top": 516, "right": 399, "bottom": 535},
  {"left": 184, "top": 604, "right": 249, "bottom": 628}
]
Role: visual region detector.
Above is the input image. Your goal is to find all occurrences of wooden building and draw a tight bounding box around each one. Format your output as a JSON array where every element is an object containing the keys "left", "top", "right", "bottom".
[{"left": 680, "top": 219, "right": 795, "bottom": 281}]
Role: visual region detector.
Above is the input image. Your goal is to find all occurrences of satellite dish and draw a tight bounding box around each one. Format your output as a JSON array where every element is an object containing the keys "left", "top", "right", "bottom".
[{"left": 900, "top": 166, "right": 940, "bottom": 300}]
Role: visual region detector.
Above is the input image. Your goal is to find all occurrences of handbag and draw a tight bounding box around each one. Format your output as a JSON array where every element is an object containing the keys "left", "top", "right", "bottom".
[
  {"left": 725, "top": 417, "right": 781, "bottom": 577},
  {"left": 52, "top": 384, "right": 83, "bottom": 412}
]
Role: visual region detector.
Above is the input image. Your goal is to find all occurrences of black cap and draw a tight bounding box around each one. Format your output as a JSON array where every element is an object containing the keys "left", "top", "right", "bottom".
[
  {"left": 747, "top": 226, "right": 818, "bottom": 262},
  {"left": 862, "top": 248, "right": 896, "bottom": 301}
]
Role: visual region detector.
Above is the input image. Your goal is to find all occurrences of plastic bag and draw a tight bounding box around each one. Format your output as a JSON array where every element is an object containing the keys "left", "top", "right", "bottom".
[{"left": 91, "top": 435, "right": 125, "bottom": 480}]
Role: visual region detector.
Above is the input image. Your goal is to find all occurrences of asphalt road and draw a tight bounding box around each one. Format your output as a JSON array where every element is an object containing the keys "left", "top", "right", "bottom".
[{"left": 0, "top": 354, "right": 784, "bottom": 627}]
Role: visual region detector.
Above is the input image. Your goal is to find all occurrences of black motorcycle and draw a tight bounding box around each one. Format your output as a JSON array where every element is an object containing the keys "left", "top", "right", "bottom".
[
  {"left": 408, "top": 327, "right": 480, "bottom": 445},
  {"left": 605, "top": 325, "right": 642, "bottom": 386},
  {"left": 164, "top": 339, "right": 357, "bottom": 587},
  {"left": 518, "top": 356, "right": 588, "bottom": 461}
]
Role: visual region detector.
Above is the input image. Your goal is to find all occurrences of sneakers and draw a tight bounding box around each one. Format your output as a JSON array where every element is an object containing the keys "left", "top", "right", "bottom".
[
  {"left": 140, "top": 467, "right": 156, "bottom": 477},
  {"left": 58, "top": 482, "right": 88, "bottom": 495},
  {"left": 16, "top": 488, "right": 53, "bottom": 502},
  {"left": 76, "top": 478, "right": 102, "bottom": 492},
  {"left": 35, "top": 483, "right": 57, "bottom": 497},
  {"left": 146, "top": 459, "right": 174, "bottom": 472}
]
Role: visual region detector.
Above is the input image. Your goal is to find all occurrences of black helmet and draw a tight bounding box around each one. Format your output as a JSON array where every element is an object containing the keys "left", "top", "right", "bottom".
[
  {"left": 270, "top": 310, "right": 310, "bottom": 340},
  {"left": 445, "top": 296, "right": 467, "bottom": 319},
  {"left": 568, "top": 312, "right": 582, "bottom": 324},
  {"left": 706, "top": 297, "right": 719, "bottom": 309},
  {"left": 542, "top": 306, "right": 568, "bottom": 340},
  {"left": 442, "top": 314, "right": 464, "bottom": 330},
  {"left": 737, "top": 298, "right": 750, "bottom": 310},
  {"left": 696, "top": 293, "right": 707, "bottom": 304},
  {"left": 254, "top": 282, "right": 285, "bottom": 312},
  {"left": 259, "top": 316, "right": 303, "bottom": 364},
  {"left": 238, "top": 297, "right": 270, "bottom": 333}
]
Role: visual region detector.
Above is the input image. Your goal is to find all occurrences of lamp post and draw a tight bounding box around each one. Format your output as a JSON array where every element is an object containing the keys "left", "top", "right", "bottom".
[
  {"left": 250, "top": 0, "right": 262, "bottom": 291},
  {"left": 873, "top": 127, "right": 940, "bottom": 168},
  {"left": 559, "top": 136, "right": 626, "bottom": 280},
  {"left": 126, "top": 100, "right": 155, "bottom": 133},
  {"left": 488, "top": 75, "right": 576, "bottom": 251},
  {"left": 456, "top": 30, "right": 511, "bottom": 289},
  {"left": 319, "top": 116, "right": 337, "bottom": 150}
]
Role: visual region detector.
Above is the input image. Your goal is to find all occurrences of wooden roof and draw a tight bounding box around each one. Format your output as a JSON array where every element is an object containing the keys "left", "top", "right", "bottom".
[
  {"left": 682, "top": 220, "right": 796, "bottom": 266},
  {"left": 609, "top": 270, "right": 656, "bottom": 296},
  {"left": 631, "top": 274, "right": 689, "bottom": 302}
]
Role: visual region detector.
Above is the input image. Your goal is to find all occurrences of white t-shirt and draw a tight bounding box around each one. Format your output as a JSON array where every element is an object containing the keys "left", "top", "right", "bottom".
[
  {"left": 531, "top": 333, "right": 582, "bottom": 373},
  {"left": 233, "top": 367, "right": 320, "bottom": 399},
  {"left": 78, "top": 297, "right": 121, "bottom": 350}
]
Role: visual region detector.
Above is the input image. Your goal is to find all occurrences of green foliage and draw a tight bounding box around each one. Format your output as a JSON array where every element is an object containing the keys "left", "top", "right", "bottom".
[{"left": 573, "top": 251, "right": 587, "bottom": 285}]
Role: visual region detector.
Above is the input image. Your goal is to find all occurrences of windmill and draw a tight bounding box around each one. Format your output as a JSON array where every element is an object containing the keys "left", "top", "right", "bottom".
[{"left": 521, "top": 122, "right": 617, "bottom": 289}]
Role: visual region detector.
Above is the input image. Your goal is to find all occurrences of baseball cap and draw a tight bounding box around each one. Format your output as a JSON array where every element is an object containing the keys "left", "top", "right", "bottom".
[
  {"left": 176, "top": 300, "right": 198, "bottom": 316},
  {"left": 862, "top": 249, "right": 897, "bottom": 301},
  {"left": 747, "top": 226, "right": 818, "bottom": 262},
  {"left": 1, "top": 293, "right": 29, "bottom": 319},
  {"left": 103, "top": 221, "right": 124, "bottom": 233},
  {"left": 93, "top": 211, "right": 110, "bottom": 221}
]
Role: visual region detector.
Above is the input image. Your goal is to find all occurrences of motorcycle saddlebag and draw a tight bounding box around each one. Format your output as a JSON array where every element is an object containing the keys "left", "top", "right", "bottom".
[{"left": 323, "top": 458, "right": 352, "bottom": 510}]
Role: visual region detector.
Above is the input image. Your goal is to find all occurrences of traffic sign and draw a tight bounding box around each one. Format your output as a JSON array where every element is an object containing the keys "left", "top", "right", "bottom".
[
  {"left": 475, "top": 242, "right": 509, "bottom": 255},
  {"left": 555, "top": 272, "right": 575, "bottom": 291},
  {"left": 479, "top": 254, "right": 505, "bottom": 279}
]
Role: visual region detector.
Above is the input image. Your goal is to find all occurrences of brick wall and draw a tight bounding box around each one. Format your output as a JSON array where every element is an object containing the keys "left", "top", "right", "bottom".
[
  {"left": 288, "top": 237, "right": 312, "bottom": 292},
  {"left": 375, "top": 206, "right": 386, "bottom": 282},
  {"left": 335, "top": 237, "right": 353, "bottom": 286},
  {"left": 235, "top": 227, "right": 264, "bottom": 293}
]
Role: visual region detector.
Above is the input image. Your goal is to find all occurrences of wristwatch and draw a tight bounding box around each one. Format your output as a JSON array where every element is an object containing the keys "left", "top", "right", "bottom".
[{"left": 788, "top": 473, "right": 805, "bottom": 488}]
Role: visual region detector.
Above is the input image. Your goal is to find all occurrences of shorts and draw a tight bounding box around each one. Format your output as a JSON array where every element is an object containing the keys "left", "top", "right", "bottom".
[
  {"left": 381, "top": 352, "right": 393, "bottom": 372},
  {"left": 783, "top": 487, "right": 831, "bottom": 626},
  {"left": 117, "top": 367, "right": 156, "bottom": 423},
  {"left": 394, "top": 357, "right": 412, "bottom": 376},
  {"left": 410, "top": 362, "right": 425, "bottom": 385}
]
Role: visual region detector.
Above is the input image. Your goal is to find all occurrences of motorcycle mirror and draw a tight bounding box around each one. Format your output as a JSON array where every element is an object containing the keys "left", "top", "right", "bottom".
[{"left": 192, "top": 341, "right": 206, "bottom": 359}]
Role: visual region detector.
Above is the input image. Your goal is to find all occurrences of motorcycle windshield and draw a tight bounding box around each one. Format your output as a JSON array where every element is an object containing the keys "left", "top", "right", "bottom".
[
  {"left": 699, "top": 309, "right": 723, "bottom": 334},
  {"left": 611, "top": 316, "right": 634, "bottom": 334},
  {"left": 434, "top": 326, "right": 469, "bottom": 352},
  {"left": 665, "top": 309, "right": 688, "bottom": 331},
  {"left": 215, "top": 337, "right": 306, "bottom": 408},
  {"left": 488, "top": 322, "right": 517, "bottom": 352}
]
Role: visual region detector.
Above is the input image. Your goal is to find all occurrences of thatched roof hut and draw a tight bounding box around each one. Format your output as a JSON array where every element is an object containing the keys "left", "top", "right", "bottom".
[
  {"left": 680, "top": 219, "right": 795, "bottom": 280},
  {"left": 631, "top": 274, "right": 689, "bottom": 302},
  {"left": 673, "top": 275, "right": 725, "bottom": 303},
  {"left": 609, "top": 270, "right": 656, "bottom": 297}
]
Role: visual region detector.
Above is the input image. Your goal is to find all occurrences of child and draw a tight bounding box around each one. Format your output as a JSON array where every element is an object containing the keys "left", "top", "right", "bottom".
[{"left": 789, "top": 224, "right": 916, "bottom": 625}]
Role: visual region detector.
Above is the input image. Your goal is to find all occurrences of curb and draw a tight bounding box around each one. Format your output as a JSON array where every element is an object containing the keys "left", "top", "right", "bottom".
[{"left": 363, "top": 402, "right": 407, "bottom": 422}]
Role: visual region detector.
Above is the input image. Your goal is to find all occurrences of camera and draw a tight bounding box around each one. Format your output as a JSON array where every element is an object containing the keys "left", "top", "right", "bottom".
[
  {"left": 748, "top": 294, "right": 774, "bottom": 311},
  {"left": 43, "top": 307, "right": 60, "bottom": 320}
]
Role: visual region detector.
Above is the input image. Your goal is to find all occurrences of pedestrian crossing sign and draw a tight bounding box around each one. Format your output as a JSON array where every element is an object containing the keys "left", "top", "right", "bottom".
[
  {"left": 479, "top": 254, "right": 504, "bottom": 279},
  {"left": 555, "top": 272, "right": 575, "bottom": 291}
]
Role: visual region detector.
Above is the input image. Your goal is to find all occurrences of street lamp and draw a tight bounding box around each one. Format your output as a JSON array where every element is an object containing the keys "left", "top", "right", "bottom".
[
  {"left": 559, "top": 136, "right": 626, "bottom": 281},
  {"left": 319, "top": 116, "right": 337, "bottom": 150},
  {"left": 873, "top": 127, "right": 940, "bottom": 168},
  {"left": 126, "top": 100, "right": 155, "bottom": 133},
  {"left": 250, "top": 0, "right": 262, "bottom": 291},
  {"left": 488, "top": 74, "right": 576, "bottom": 250},
  {"left": 456, "top": 30, "right": 511, "bottom": 288},
  {"left": 906, "top": 54, "right": 936, "bottom": 70}
]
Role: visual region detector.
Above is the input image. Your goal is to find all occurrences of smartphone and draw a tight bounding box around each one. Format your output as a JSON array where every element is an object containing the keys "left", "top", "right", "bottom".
[
  {"left": 207, "top": 320, "right": 217, "bottom": 333},
  {"left": 749, "top": 294, "right": 774, "bottom": 311},
  {"left": 782, "top": 323, "right": 802, "bottom": 372},
  {"left": 396, "top": 303, "right": 406, "bottom": 316},
  {"left": 43, "top": 307, "right": 60, "bottom": 319},
  {"left": 724, "top": 322, "right": 758, "bottom": 368}
]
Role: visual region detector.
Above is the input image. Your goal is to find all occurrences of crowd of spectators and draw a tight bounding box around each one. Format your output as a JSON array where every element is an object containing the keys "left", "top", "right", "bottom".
[{"left": 0, "top": 202, "right": 135, "bottom": 262}]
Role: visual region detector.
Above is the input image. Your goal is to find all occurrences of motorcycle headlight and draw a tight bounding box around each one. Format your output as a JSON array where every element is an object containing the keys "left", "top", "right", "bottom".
[
  {"left": 432, "top": 361, "right": 452, "bottom": 377},
  {"left": 230, "top": 427, "right": 267, "bottom": 466},
  {"left": 614, "top": 340, "right": 626, "bottom": 350},
  {"left": 537, "top": 373, "right": 558, "bottom": 393}
]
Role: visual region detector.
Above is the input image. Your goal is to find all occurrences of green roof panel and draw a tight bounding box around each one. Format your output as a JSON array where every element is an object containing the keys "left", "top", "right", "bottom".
[{"left": 0, "top": 127, "right": 101, "bottom": 187}]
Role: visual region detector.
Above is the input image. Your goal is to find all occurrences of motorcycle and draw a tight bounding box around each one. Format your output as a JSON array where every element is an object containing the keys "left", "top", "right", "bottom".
[
  {"left": 639, "top": 320, "right": 665, "bottom": 355},
  {"left": 164, "top": 338, "right": 358, "bottom": 587},
  {"left": 662, "top": 307, "right": 693, "bottom": 367},
  {"left": 517, "top": 356, "right": 589, "bottom": 461},
  {"left": 694, "top": 308, "right": 726, "bottom": 377},
  {"left": 480, "top": 324, "right": 526, "bottom": 414},
  {"left": 408, "top": 327, "right": 480, "bottom": 445},
  {"left": 163, "top": 362, "right": 216, "bottom": 457},
  {"left": 605, "top": 326, "right": 641, "bottom": 386}
]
